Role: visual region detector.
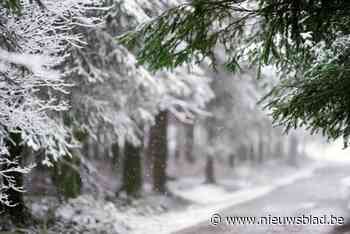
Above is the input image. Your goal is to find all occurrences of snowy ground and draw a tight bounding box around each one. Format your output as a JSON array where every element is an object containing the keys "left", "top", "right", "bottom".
[
  {"left": 32, "top": 160, "right": 320, "bottom": 234},
  {"left": 129, "top": 163, "right": 320, "bottom": 234},
  {"left": 0, "top": 160, "right": 322, "bottom": 234},
  {"left": 176, "top": 162, "right": 350, "bottom": 234}
]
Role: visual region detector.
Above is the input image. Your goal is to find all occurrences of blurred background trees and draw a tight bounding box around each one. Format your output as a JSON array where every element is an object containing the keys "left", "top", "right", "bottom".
[{"left": 0, "top": 0, "right": 319, "bottom": 227}]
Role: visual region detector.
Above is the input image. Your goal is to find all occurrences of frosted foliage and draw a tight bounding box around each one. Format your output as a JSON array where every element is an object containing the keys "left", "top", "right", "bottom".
[
  {"left": 312, "top": 34, "right": 350, "bottom": 65},
  {"left": 116, "top": 0, "right": 214, "bottom": 126},
  {"left": 114, "top": 0, "right": 184, "bottom": 25},
  {"left": 202, "top": 59, "right": 282, "bottom": 159},
  {"left": 158, "top": 66, "right": 214, "bottom": 124},
  {"left": 69, "top": 0, "right": 214, "bottom": 147},
  {"left": 0, "top": 0, "right": 101, "bottom": 205},
  {"left": 68, "top": 27, "right": 161, "bottom": 146}
]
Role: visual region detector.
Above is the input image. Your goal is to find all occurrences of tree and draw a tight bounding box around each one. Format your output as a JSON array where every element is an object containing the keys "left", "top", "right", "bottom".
[
  {"left": 119, "top": 0, "right": 350, "bottom": 146},
  {"left": 258, "top": 133, "right": 264, "bottom": 164},
  {"left": 51, "top": 154, "right": 82, "bottom": 201},
  {"left": 148, "top": 111, "right": 168, "bottom": 194},
  {"left": 204, "top": 155, "right": 216, "bottom": 184},
  {"left": 122, "top": 141, "right": 142, "bottom": 197},
  {"left": 1, "top": 0, "right": 21, "bottom": 11},
  {"left": 62, "top": 2, "right": 161, "bottom": 197},
  {"left": 106, "top": 0, "right": 215, "bottom": 196},
  {"left": 184, "top": 122, "right": 196, "bottom": 163},
  {"left": 201, "top": 64, "right": 282, "bottom": 169},
  {"left": 1, "top": 0, "right": 45, "bottom": 11},
  {"left": 0, "top": 0, "right": 100, "bottom": 222},
  {"left": 288, "top": 133, "right": 299, "bottom": 166},
  {"left": 2, "top": 132, "right": 27, "bottom": 223},
  {"left": 62, "top": 0, "right": 214, "bottom": 198}
]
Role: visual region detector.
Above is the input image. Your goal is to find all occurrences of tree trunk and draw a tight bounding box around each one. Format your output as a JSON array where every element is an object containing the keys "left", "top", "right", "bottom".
[
  {"left": 185, "top": 123, "right": 195, "bottom": 163},
  {"left": 266, "top": 129, "right": 273, "bottom": 160},
  {"left": 149, "top": 111, "right": 168, "bottom": 194},
  {"left": 204, "top": 155, "right": 216, "bottom": 184},
  {"left": 289, "top": 135, "right": 299, "bottom": 166},
  {"left": 111, "top": 142, "right": 120, "bottom": 166},
  {"left": 82, "top": 140, "right": 90, "bottom": 158},
  {"left": 238, "top": 145, "right": 246, "bottom": 162},
  {"left": 275, "top": 139, "right": 284, "bottom": 159},
  {"left": 122, "top": 141, "right": 142, "bottom": 197},
  {"left": 143, "top": 128, "right": 153, "bottom": 184},
  {"left": 104, "top": 146, "right": 110, "bottom": 159},
  {"left": 93, "top": 141, "right": 100, "bottom": 158},
  {"left": 174, "top": 123, "right": 185, "bottom": 163},
  {"left": 3, "top": 132, "right": 31, "bottom": 225},
  {"left": 51, "top": 154, "right": 82, "bottom": 201},
  {"left": 250, "top": 145, "right": 255, "bottom": 163},
  {"left": 229, "top": 154, "right": 235, "bottom": 168},
  {"left": 205, "top": 117, "right": 217, "bottom": 184},
  {"left": 258, "top": 137, "right": 264, "bottom": 164}
]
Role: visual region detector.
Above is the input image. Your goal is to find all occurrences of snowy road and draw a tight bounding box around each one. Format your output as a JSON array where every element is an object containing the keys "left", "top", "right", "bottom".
[{"left": 175, "top": 163, "right": 350, "bottom": 234}]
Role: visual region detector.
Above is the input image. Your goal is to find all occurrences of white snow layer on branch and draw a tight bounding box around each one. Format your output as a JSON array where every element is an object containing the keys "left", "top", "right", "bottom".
[
  {"left": 0, "top": 0, "right": 101, "bottom": 205},
  {"left": 68, "top": 0, "right": 215, "bottom": 147}
]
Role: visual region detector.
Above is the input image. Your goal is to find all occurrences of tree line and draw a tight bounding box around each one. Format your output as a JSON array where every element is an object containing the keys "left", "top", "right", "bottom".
[{"left": 0, "top": 0, "right": 334, "bottom": 226}]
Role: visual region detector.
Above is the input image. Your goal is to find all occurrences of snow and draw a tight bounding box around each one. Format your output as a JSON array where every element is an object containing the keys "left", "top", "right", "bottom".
[
  {"left": 306, "top": 139, "right": 350, "bottom": 163},
  {"left": 56, "top": 195, "right": 130, "bottom": 234},
  {"left": 68, "top": 0, "right": 215, "bottom": 148},
  {"left": 169, "top": 164, "right": 316, "bottom": 206},
  {"left": 52, "top": 163, "right": 320, "bottom": 234},
  {"left": 134, "top": 164, "right": 319, "bottom": 234},
  {"left": 0, "top": 1, "right": 333, "bottom": 233},
  {"left": 341, "top": 177, "right": 350, "bottom": 187},
  {"left": 172, "top": 184, "right": 230, "bottom": 204},
  {"left": 340, "top": 176, "right": 350, "bottom": 210},
  {"left": 0, "top": 0, "right": 102, "bottom": 205}
]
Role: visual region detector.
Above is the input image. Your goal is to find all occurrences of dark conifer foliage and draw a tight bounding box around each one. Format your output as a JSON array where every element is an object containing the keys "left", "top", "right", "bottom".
[{"left": 120, "top": 0, "right": 350, "bottom": 145}]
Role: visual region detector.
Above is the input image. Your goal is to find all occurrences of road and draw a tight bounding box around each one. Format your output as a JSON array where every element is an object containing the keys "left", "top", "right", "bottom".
[{"left": 174, "top": 163, "right": 350, "bottom": 234}]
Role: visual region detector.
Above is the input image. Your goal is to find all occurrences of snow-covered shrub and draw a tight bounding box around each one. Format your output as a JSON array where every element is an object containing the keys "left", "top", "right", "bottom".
[{"left": 55, "top": 195, "right": 129, "bottom": 234}]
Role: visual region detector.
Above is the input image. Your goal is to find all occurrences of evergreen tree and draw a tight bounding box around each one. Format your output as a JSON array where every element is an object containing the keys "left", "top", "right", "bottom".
[
  {"left": 0, "top": 0, "right": 100, "bottom": 219},
  {"left": 149, "top": 111, "right": 168, "bottom": 194},
  {"left": 119, "top": 0, "right": 350, "bottom": 146},
  {"left": 122, "top": 141, "right": 142, "bottom": 197},
  {"left": 63, "top": 0, "right": 214, "bottom": 197}
]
